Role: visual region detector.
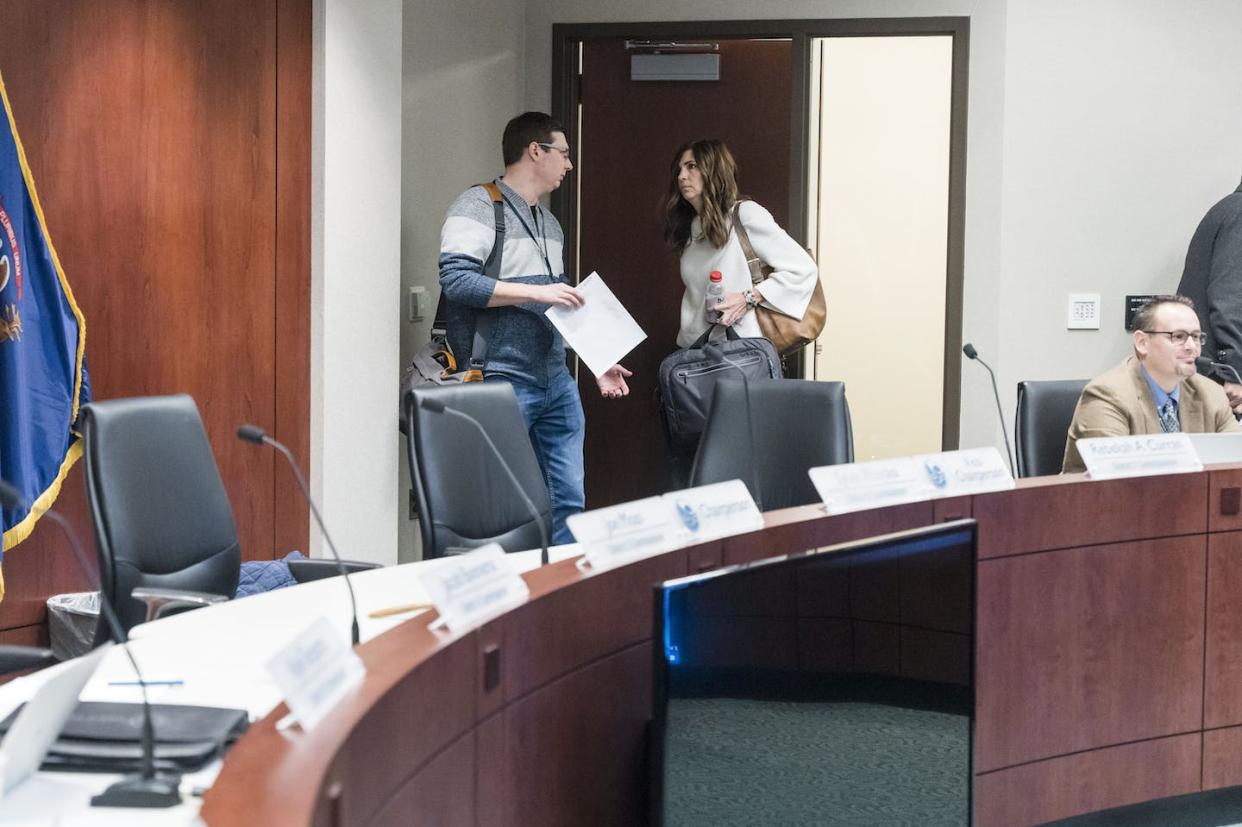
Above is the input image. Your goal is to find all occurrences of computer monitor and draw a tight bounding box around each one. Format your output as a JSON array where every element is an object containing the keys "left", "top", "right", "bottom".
[{"left": 651, "top": 520, "right": 976, "bottom": 826}]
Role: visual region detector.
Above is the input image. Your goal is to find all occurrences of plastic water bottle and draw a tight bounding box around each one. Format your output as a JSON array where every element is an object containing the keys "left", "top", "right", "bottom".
[{"left": 705, "top": 270, "right": 725, "bottom": 324}]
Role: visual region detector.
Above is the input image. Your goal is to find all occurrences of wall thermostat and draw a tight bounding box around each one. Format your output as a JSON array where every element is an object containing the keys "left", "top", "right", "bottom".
[{"left": 1067, "top": 293, "right": 1101, "bottom": 330}]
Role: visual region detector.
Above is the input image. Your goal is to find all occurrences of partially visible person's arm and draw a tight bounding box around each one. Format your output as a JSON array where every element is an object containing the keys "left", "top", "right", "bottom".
[
  {"left": 1061, "top": 384, "right": 1129, "bottom": 473},
  {"left": 439, "top": 187, "right": 585, "bottom": 311},
  {"left": 596, "top": 364, "right": 633, "bottom": 399},
  {"left": 1205, "top": 212, "right": 1242, "bottom": 385},
  {"left": 716, "top": 201, "right": 817, "bottom": 327},
  {"left": 487, "top": 280, "right": 584, "bottom": 309}
]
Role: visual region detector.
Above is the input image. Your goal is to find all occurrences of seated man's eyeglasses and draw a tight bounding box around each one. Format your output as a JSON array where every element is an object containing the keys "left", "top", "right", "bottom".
[
  {"left": 538, "top": 142, "right": 571, "bottom": 158},
  {"left": 1142, "top": 329, "right": 1207, "bottom": 346}
]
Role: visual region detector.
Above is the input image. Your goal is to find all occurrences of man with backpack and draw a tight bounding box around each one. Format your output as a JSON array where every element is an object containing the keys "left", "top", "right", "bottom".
[{"left": 438, "top": 111, "right": 631, "bottom": 544}]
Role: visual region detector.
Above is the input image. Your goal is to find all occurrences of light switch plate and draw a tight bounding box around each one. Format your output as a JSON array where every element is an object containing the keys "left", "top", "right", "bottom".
[
  {"left": 408, "top": 286, "right": 428, "bottom": 322},
  {"left": 1068, "top": 293, "right": 1100, "bottom": 330}
]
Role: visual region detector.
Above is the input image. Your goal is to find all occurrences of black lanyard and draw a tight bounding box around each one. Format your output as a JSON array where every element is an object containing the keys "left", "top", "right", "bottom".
[{"left": 500, "top": 187, "right": 554, "bottom": 279}]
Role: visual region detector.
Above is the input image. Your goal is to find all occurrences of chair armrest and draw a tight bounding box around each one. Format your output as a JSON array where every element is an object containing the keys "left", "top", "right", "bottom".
[
  {"left": 0, "top": 644, "right": 57, "bottom": 676},
  {"left": 131, "top": 587, "right": 230, "bottom": 623},
  {"left": 287, "top": 558, "right": 380, "bottom": 584}
]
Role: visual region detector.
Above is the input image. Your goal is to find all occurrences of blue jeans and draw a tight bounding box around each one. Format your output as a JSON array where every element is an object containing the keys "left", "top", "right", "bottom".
[{"left": 487, "top": 372, "right": 585, "bottom": 545}]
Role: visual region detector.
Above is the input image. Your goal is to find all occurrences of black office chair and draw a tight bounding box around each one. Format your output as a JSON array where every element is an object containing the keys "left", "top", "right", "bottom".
[
  {"left": 404, "top": 383, "right": 552, "bottom": 558},
  {"left": 81, "top": 394, "right": 376, "bottom": 640},
  {"left": 689, "top": 378, "right": 854, "bottom": 511},
  {"left": 1014, "top": 379, "right": 1089, "bottom": 478}
]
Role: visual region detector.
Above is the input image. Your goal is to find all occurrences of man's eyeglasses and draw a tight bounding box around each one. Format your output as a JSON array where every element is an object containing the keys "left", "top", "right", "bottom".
[
  {"left": 538, "top": 143, "right": 571, "bottom": 158},
  {"left": 1143, "top": 329, "right": 1207, "bottom": 346}
]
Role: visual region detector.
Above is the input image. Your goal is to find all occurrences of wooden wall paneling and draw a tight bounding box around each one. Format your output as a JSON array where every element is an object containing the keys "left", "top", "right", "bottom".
[
  {"left": 365, "top": 734, "right": 475, "bottom": 827},
  {"left": 795, "top": 617, "right": 854, "bottom": 672},
  {"left": 0, "top": 0, "right": 311, "bottom": 636},
  {"left": 0, "top": 624, "right": 42, "bottom": 647},
  {"left": 329, "top": 637, "right": 477, "bottom": 827},
  {"left": 0, "top": 471, "right": 92, "bottom": 630},
  {"left": 1209, "top": 468, "right": 1242, "bottom": 533},
  {"left": 974, "top": 473, "right": 1207, "bottom": 558},
  {"left": 933, "top": 495, "right": 972, "bottom": 523},
  {"left": 722, "top": 501, "right": 934, "bottom": 566},
  {"left": 0, "top": 622, "right": 47, "bottom": 685},
  {"left": 484, "top": 643, "right": 653, "bottom": 827},
  {"left": 1203, "top": 725, "right": 1242, "bottom": 791},
  {"left": 974, "top": 536, "right": 1206, "bottom": 772},
  {"left": 474, "top": 712, "right": 510, "bottom": 827},
  {"left": 501, "top": 552, "right": 684, "bottom": 702},
  {"left": 683, "top": 538, "right": 723, "bottom": 575},
  {"left": 973, "top": 734, "right": 1201, "bottom": 827},
  {"left": 1204, "top": 530, "right": 1242, "bottom": 728}
]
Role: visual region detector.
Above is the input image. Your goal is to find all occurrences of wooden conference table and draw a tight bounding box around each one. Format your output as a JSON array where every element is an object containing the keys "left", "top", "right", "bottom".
[{"left": 193, "top": 465, "right": 1242, "bottom": 827}]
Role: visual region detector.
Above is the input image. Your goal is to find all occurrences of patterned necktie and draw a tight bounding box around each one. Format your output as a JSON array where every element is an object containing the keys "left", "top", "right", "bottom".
[{"left": 1159, "top": 399, "right": 1180, "bottom": 433}]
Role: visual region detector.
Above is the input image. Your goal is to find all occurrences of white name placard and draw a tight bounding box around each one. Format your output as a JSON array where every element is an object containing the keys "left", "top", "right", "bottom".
[
  {"left": 666, "top": 479, "right": 764, "bottom": 542},
  {"left": 267, "top": 616, "right": 365, "bottom": 731},
  {"left": 914, "top": 447, "right": 1015, "bottom": 496},
  {"left": 809, "top": 457, "right": 932, "bottom": 515},
  {"left": 568, "top": 496, "right": 681, "bottom": 571},
  {"left": 1078, "top": 433, "right": 1203, "bottom": 480},
  {"left": 420, "top": 544, "right": 530, "bottom": 632}
]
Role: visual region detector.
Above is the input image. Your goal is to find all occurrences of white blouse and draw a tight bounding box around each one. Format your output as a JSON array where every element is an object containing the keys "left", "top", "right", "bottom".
[{"left": 676, "top": 200, "right": 818, "bottom": 348}]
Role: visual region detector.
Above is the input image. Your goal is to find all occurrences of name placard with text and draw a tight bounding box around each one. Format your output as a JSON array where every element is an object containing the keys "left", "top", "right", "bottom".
[
  {"left": 1078, "top": 433, "right": 1202, "bottom": 480},
  {"left": 810, "top": 447, "right": 1013, "bottom": 514},
  {"left": 568, "top": 496, "right": 682, "bottom": 571},
  {"left": 666, "top": 479, "right": 765, "bottom": 542},
  {"left": 913, "top": 447, "right": 1015, "bottom": 496},
  {"left": 420, "top": 544, "right": 530, "bottom": 632},
  {"left": 267, "top": 616, "right": 366, "bottom": 731}
]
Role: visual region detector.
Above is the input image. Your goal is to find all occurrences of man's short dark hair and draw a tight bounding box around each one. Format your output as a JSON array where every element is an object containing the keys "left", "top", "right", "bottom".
[
  {"left": 1130, "top": 294, "right": 1196, "bottom": 332},
  {"left": 502, "top": 112, "right": 563, "bottom": 166}
]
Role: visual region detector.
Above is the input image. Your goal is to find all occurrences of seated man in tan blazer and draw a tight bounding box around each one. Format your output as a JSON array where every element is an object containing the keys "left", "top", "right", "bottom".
[{"left": 1062, "top": 294, "right": 1241, "bottom": 473}]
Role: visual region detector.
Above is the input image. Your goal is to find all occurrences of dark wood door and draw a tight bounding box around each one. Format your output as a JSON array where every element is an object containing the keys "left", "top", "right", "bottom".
[{"left": 576, "top": 37, "right": 793, "bottom": 508}]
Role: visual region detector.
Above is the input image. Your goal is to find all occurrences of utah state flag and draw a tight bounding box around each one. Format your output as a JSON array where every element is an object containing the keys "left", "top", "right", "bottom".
[{"left": 0, "top": 69, "right": 90, "bottom": 602}]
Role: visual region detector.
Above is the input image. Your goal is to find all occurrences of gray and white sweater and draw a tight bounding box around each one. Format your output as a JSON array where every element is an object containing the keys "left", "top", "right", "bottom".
[{"left": 438, "top": 178, "right": 570, "bottom": 389}]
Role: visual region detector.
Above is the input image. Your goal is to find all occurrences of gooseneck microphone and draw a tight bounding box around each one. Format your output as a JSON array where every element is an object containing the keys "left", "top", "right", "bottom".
[
  {"left": 418, "top": 397, "right": 550, "bottom": 565},
  {"left": 701, "top": 344, "right": 764, "bottom": 510},
  {"left": 0, "top": 479, "right": 182, "bottom": 808},
  {"left": 1196, "top": 355, "right": 1242, "bottom": 385},
  {"left": 962, "top": 343, "right": 1016, "bottom": 477},
  {"left": 236, "top": 425, "right": 361, "bottom": 646}
]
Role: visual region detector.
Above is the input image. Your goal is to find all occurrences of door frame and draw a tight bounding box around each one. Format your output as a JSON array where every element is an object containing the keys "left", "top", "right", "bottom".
[{"left": 551, "top": 17, "right": 970, "bottom": 450}]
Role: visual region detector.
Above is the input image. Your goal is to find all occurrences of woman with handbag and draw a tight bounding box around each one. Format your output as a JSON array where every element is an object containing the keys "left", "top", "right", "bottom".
[{"left": 663, "top": 138, "right": 822, "bottom": 351}]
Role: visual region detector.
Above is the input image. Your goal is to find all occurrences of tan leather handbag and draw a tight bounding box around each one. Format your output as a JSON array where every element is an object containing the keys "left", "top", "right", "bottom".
[{"left": 732, "top": 202, "right": 827, "bottom": 355}]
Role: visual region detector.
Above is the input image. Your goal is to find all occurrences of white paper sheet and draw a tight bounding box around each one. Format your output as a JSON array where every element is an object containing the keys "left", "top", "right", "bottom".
[{"left": 545, "top": 272, "right": 645, "bottom": 378}]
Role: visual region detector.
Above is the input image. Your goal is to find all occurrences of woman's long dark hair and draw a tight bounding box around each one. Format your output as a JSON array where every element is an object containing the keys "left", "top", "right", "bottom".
[{"left": 662, "top": 138, "right": 739, "bottom": 250}]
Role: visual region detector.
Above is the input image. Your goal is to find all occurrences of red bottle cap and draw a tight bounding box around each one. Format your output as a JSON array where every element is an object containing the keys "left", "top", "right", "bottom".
[{"left": 709, "top": 270, "right": 723, "bottom": 282}]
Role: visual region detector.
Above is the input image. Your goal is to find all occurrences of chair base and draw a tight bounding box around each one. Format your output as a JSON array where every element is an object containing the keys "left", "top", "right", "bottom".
[{"left": 91, "top": 772, "right": 183, "bottom": 808}]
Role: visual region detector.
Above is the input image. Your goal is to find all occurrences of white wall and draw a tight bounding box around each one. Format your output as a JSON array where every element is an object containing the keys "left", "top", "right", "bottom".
[
  {"left": 994, "top": 0, "right": 1242, "bottom": 417},
  {"left": 313, "top": 0, "right": 403, "bottom": 565},
  {"left": 398, "top": 0, "right": 527, "bottom": 561}
]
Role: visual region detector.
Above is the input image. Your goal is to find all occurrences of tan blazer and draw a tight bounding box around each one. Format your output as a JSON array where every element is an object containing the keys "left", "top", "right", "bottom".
[{"left": 1062, "top": 355, "right": 1241, "bottom": 473}]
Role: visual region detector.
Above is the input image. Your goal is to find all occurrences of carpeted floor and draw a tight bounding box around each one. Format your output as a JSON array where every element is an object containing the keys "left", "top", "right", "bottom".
[{"left": 662, "top": 695, "right": 970, "bottom": 826}]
